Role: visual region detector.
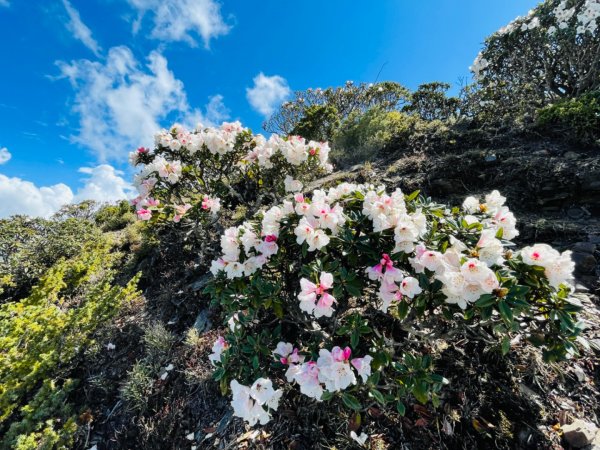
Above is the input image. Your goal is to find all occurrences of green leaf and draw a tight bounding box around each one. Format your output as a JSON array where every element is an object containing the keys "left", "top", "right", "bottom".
[
  {"left": 405, "top": 190, "right": 420, "bottom": 202},
  {"left": 320, "top": 391, "right": 334, "bottom": 401},
  {"left": 495, "top": 227, "right": 504, "bottom": 239},
  {"left": 398, "top": 301, "right": 409, "bottom": 320},
  {"left": 350, "top": 330, "right": 359, "bottom": 349},
  {"left": 341, "top": 393, "right": 362, "bottom": 411},
  {"left": 475, "top": 294, "right": 496, "bottom": 308},
  {"left": 370, "top": 389, "right": 386, "bottom": 405},
  {"left": 501, "top": 336, "right": 510, "bottom": 355},
  {"left": 396, "top": 401, "right": 406, "bottom": 416},
  {"left": 498, "top": 299, "right": 514, "bottom": 325}
]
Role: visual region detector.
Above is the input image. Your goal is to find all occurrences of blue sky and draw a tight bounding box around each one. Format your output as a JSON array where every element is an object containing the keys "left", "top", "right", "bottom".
[{"left": 0, "top": 0, "right": 539, "bottom": 217}]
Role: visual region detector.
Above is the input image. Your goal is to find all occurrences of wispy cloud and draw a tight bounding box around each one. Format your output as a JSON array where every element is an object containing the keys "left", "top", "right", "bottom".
[
  {"left": 0, "top": 147, "right": 11, "bottom": 165},
  {"left": 126, "top": 0, "right": 231, "bottom": 48},
  {"left": 246, "top": 73, "right": 291, "bottom": 118},
  {"left": 0, "top": 0, "right": 9, "bottom": 8},
  {"left": 56, "top": 46, "right": 228, "bottom": 162},
  {"left": 61, "top": 0, "right": 102, "bottom": 56}
]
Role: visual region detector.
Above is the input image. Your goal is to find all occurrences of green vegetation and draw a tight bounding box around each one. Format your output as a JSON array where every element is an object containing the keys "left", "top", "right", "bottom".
[{"left": 0, "top": 211, "right": 141, "bottom": 450}]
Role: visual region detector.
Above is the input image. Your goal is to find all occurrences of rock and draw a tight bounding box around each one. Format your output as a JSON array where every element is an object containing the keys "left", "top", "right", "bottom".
[
  {"left": 568, "top": 207, "right": 588, "bottom": 220},
  {"left": 562, "top": 419, "right": 598, "bottom": 448},
  {"left": 193, "top": 309, "right": 212, "bottom": 333},
  {"left": 586, "top": 430, "right": 600, "bottom": 449},
  {"left": 189, "top": 273, "right": 212, "bottom": 292},
  {"left": 572, "top": 252, "right": 597, "bottom": 274},
  {"left": 575, "top": 283, "right": 590, "bottom": 293},
  {"left": 572, "top": 242, "right": 597, "bottom": 254},
  {"left": 564, "top": 151, "right": 580, "bottom": 160}
]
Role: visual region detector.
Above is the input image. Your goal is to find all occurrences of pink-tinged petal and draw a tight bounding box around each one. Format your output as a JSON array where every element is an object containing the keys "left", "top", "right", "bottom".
[
  {"left": 342, "top": 347, "right": 352, "bottom": 361},
  {"left": 319, "top": 272, "right": 334, "bottom": 289},
  {"left": 300, "top": 278, "right": 317, "bottom": 293},
  {"left": 298, "top": 292, "right": 317, "bottom": 303},
  {"left": 319, "top": 292, "right": 336, "bottom": 307}
]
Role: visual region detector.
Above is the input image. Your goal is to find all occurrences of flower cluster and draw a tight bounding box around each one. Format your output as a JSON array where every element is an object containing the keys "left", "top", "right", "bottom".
[
  {"left": 275, "top": 343, "right": 372, "bottom": 401},
  {"left": 230, "top": 378, "right": 282, "bottom": 426},
  {"left": 521, "top": 243, "right": 575, "bottom": 288},
  {"left": 129, "top": 121, "right": 333, "bottom": 225},
  {"left": 207, "top": 181, "right": 582, "bottom": 428}
]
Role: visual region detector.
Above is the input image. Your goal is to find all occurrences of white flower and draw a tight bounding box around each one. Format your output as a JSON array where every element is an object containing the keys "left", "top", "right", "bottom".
[
  {"left": 284, "top": 175, "right": 303, "bottom": 193},
  {"left": 399, "top": 277, "right": 422, "bottom": 298},
  {"left": 350, "top": 431, "right": 368, "bottom": 446}
]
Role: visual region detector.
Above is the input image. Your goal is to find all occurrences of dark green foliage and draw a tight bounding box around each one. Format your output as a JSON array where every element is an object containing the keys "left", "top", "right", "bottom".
[
  {"left": 403, "top": 82, "right": 460, "bottom": 121},
  {"left": 290, "top": 104, "right": 341, "bottom": 142},
  {"left": 95, "top": 200, "right": 137, "bottom": 232}
]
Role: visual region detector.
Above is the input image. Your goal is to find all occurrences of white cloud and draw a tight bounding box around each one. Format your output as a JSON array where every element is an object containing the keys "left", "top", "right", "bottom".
[
  {"left": 61, "top": 0, "right": 102, "bottom": 56},
  {"left": 0, "top": 164, "right": 134, "bottom": 218},
  {"left": 246, "top": 73, "right": 291, "bottom": 118},
  {"left": 0, "top": 174, "right": 74, "bottom": 218},
  {"left": 127, "top": 0, "right": 231, "bottom": 48},
  {"left": 56, "top": 46, "right": 226, "bottom": 162},
  {"left": 74, "top": 164, "right": 135, "bottom": 202},
  {"left": 0, "top": 147, "right": 11, "bottom": 165}
]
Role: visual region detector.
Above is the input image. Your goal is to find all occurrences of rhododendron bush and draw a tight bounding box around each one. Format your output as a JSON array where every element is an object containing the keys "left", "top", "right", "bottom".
[
  {"left": 204, "top": 183, "right": 584, "bottom": 426},
  {"left": 471, "top": 0, "right": 600, "bottom": 119},
  {"left": 130, "top": 121, "right": 332, "bottom": 225}
]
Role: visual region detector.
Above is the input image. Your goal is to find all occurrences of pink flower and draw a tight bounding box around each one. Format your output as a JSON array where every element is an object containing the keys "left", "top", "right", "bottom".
[
  {"left": 298, "top": 272, "right": 336, "bottom": 318},
  {"left": 331, "top": 346, "right": 352, "bottom": 362},
  {"left": 137, "top": 146, "right": 149, "bottom": 154},
  {"left": 173, "top": 203, "right": 192, "bottom": 223},
  {"left": 146, "top": 197, "right": 160, "bottom": 207},
  {"left": 351, "top": 355, "right": 373, "bottom": 382},
  {"left": 137, "top": 209, "right": 152, "bottom": 221},
  {"left": 366, "top": 254, "right": 403, "bottom": 283}
]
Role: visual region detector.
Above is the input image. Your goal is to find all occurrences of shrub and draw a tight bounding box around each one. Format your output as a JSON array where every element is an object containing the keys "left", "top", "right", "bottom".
[
  {"left": 536, "top": 90, "right": 600, "bottom": 144},
  {"left": 332, "top": 108, "right": 418, "bottom": 166},
  {"left": 0, "top": 212, "right": 101, "bottom": 301},
  {"left": 265, "top": 81, "right": 411, "bottom": 141},
  {"left": 403, "top": 82, "right": 460, "bottom": 121},
  {"left": 0, "top": 239, "right": 140, "bottom": 448},
  {"left": 204, "top": 183, "right": 583, "bottom": 427},
  {"left": 129, "top": 121, "right": 333, "bottom": 228},
  {"left": 471, "top": 0, "right": 600, "bottom": 122},
  {"left": 332, "top": 108, "right": 452, "bottom": 167}
]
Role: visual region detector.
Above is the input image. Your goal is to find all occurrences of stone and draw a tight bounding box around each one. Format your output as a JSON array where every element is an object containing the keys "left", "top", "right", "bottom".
[
  {"left": 587, "top": 430, "right": 600, "bottom": 449},
  {"left": 189, "top": 273, "right": 212, "bottom": 292},
  {"left": 564, "top": 151, "right": 580, "bottom": 160},
  {"left": 572, "top": 242, "right": 597, "bottom": 254},
  {"left": 572, "top": 252, "right": 597, "bottom": 274},
  {"left": 193, "top": 309, "right": 212, "bottom": 333},
  {"left": 562, "top": 419, "right": 598, "bottom": 448},
  {"left": 568, "top": 207, "right": 587, "bottom": 220}
]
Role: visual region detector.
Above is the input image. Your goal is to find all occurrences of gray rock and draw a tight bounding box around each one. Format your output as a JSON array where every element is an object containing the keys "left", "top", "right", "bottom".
[
  {"left": 189, "top": 273, "right": 212, "bottom": 292},
  {"left": 564, "top": 151, "right": 580, "bottom": 160},
  {"left": 572, "top": 252, "right": 598, "bottom": 274},
  {"left": 562, "top": 419, "right": 598, "bottom": 448},
  {"left": 572, "top": 242, "right": 597, "bottom": 254},
  {"left": 193, "top": 309, "right": 212, "bottom": 333}
]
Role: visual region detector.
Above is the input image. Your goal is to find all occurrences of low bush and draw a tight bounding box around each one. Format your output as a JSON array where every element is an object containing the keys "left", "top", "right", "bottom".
[
  {"left": 536, "top": 91, "right": 600, "bottom": 145},
  {"left": 332, "top": 108, "right": 452, "bottom": 166},
  {"left": 204, "top": 183, "right": 582, "bottom": 428},
  {"left": 0, "top": 239, "right": 140, "bottom": 449}
]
